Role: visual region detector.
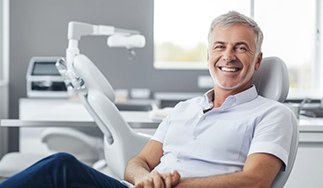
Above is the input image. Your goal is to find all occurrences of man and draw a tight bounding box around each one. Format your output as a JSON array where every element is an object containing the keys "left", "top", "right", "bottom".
[{"left": 0, "top": 11, "right": 295, "bottom": 188}]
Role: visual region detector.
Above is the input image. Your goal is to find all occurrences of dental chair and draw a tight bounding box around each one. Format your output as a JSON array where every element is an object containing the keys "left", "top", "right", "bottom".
[{"left": 61, "top": 55, "right": 298, "bottom": 187}]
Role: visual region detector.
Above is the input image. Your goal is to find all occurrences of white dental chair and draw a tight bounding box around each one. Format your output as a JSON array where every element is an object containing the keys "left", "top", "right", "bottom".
[{"left": 66, "top": 55, "right": 298, "bottom": 187}]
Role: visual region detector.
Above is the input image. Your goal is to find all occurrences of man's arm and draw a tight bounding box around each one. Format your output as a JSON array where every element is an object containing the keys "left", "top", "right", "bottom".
[
  {"left": 124, "top": 140, "right": 163, "bottom": 184},
  {"left": 124, "top": 140, "right": 180, "bottom": 187},
  {"left": 175, "top": 153, "right": 282, "bottom": 188}
]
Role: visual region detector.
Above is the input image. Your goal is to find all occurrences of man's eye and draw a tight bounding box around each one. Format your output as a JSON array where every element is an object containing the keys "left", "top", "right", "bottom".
[
  {"left": 214, "top": 45, "right": 225, "bottom": 50},
  {"left": 235, "top": 45, "right": 248, "bottom": 52}
]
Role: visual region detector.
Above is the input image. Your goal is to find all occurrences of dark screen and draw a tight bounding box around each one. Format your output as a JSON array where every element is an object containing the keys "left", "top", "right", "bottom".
[{"left": 31, "top": 62, "right": 60, "bottom": 76}]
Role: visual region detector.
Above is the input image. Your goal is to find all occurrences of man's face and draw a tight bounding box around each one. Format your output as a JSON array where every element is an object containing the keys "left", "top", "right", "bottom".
[{"left": 208, "top": 24, "right": 262, "bottom": 93}]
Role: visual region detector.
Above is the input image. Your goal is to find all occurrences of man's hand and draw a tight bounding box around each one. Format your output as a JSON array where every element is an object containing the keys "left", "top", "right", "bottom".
[
  {"left": 134, "top": 170, "right": 181, "bottom": 188},
  {"left": 124, "top": 140, "right": 180, "bottom": 187}
]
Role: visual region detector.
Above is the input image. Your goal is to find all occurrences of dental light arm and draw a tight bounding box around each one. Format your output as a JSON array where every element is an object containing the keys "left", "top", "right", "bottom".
[
  {"left": 60, "top": 21, "right": 146, "bottom": 94},
  {"left": 66, "top": 21, "right": 146, "bottom": 65},
  {"left": 67, "top": 21, "right": 140, "bottom": 40}
]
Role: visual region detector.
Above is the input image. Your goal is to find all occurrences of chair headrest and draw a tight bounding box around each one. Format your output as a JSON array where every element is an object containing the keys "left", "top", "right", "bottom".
[
  {"left": 73, "top": 55, "right": 115, "bottom": 101},
  {"left": 252, "top": 56, "right": 289, "bottom": 102}
]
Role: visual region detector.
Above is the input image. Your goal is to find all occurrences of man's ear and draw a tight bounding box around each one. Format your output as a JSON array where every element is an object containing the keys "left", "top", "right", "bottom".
[{"left": 255, "top": 52, "right": 263, "bottom": 70}]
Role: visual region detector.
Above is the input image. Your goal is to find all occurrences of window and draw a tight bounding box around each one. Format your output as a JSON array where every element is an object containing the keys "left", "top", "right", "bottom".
[
  {"left": 254, "top": 0, "right": 320, "bottom": 97},
  {"left": 154, "top": 0, "right": 323, "bottom": 97},
  {"left": 154, "top": 0, "right": 250, "bottom": 69}
]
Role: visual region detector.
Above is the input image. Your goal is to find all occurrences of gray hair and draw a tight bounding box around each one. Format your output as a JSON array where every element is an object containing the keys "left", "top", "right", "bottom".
[{"left": 208, "top": 11, "right": 263, "bottom": 53}]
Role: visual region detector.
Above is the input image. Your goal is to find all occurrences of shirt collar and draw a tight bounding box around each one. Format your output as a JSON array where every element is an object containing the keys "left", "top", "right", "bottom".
[{"left": 200, "top": 85, "right": 258, "bottom": 111}]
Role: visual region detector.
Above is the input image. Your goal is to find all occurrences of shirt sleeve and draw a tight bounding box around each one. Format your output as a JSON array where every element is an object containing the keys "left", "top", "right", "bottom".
[
  {"left": 150, "top": 100, "right": 187, "bottom": 143},
  {"left": 151, "top": 115, "right": 171, "bottom": 143},
  {"left": 248, "top": 104, "right": 295, "bottom": 168}
]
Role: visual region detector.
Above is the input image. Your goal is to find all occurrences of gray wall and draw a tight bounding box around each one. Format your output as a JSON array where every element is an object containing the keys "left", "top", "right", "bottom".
[
  {"left": 0, "top": 0, "right": 3, "bottom": 79},
  {"left": 1, "top": 0, "right": 9, "bottom": 158},
  {"left": 9, "top": 0, "right": 209, "bottom": 151}
]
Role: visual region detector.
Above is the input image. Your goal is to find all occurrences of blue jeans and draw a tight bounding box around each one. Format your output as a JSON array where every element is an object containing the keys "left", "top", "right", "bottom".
[{"left": 0, "top": 152, "right": 128, "bottom": 188}]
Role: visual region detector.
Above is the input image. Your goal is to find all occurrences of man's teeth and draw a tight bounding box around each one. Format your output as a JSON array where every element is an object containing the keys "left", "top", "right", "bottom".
[{"left": 221, "top": 67, "right": 239, "bottom": 72}]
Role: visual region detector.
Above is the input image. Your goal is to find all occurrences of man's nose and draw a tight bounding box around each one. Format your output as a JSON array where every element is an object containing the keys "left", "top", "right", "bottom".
[{"left": 222, "top": 48, "right": 236, "bottom": 62}]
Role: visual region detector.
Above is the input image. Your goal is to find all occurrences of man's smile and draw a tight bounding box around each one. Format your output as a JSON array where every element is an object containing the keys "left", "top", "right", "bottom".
[{"left": 218, "top": 66, "right": 241, "bottom": 72}]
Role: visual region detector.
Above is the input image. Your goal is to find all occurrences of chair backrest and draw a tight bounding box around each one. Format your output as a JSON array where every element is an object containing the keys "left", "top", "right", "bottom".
[
  {"left": 72, "top": 55, "right": 150, "bottom": 179},
  {"left": 253, "top": 56, "right": 299, "bottom": 188}
]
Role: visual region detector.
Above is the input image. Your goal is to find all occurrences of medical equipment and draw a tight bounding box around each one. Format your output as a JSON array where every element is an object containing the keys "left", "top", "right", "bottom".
[{"left": 26, "top": 57, "right": 68, "bottom": 98}]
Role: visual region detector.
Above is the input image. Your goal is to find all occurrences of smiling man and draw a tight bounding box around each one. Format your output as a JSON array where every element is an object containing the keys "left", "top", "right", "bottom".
[
  {"left": 124, "top": 11, "right": 294, "bottom": 188},
  {"left": 207, "top": 17, "right": 263, "bottom": 107},
  {"left": 0, "top": 11, "right": 295, "bottom": 188}
]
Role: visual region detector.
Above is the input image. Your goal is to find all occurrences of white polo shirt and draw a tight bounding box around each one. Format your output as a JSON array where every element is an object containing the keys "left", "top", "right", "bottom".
[{"left": 152, "top": 85, "right": 294, "bottom": 178}]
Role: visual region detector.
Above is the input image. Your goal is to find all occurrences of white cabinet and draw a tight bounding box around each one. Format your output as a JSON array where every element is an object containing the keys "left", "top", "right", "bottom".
[{"left": 285, "top": 126, "right": 323, "bottom": 188}]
